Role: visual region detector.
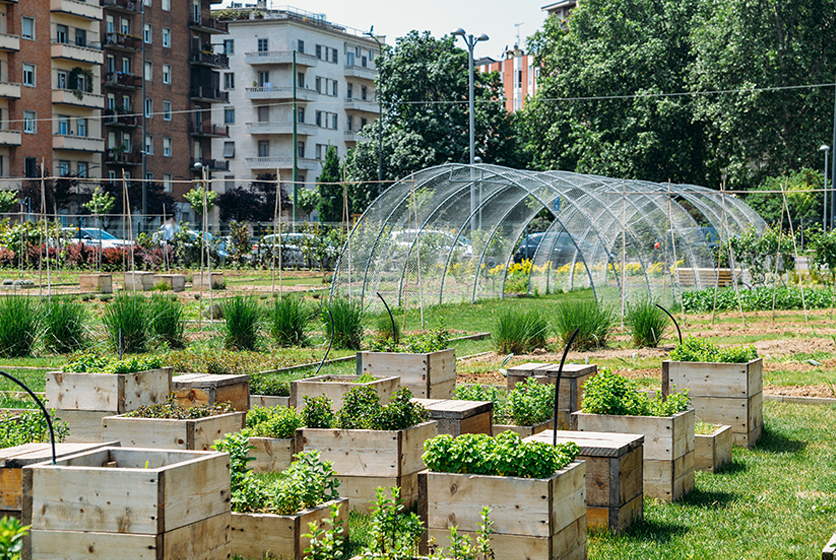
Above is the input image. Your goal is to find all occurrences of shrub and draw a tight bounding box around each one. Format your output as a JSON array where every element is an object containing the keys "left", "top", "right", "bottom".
[
  {"left": 322, "top": 297, "right": 363, "bottom": 350},
  {"left": 302, "top": 395, "right": 334, "bottom": 429},
  {"left": 0, "top": 296, "right": 38, "bottom": 358},
  {"left": 63, "top": 353, "right": 162, "bottom": 373},
  {"left": 581, "top": 369, "right": 690, "bottom": 417},
  {"left": 368, "top": 323, "right": 450, "bottom": 353},
  {"left": 669, "top": 336, "right": 758, "bottom": 363},
  {"left": 626, "top": 299, "right": 669, "bottom": 348},
  {"left": 506, "top": 377, "right": 554, "bottom": 426},
  {"left": 249, "top": 374, "right": 290, "bottom": 396},
  {"left": 553, "top": 299, "right": 615, "bottom": 351},
  {"left": 221, "top": 296, "right": 262, "bottom": 351},
  {"left": 268, "top": 297, "right": 311, "bottom": 347},
  {"left": 493, "top": 308, "right": 547, "bottom": 354},
  {"left": 455, "top": 383, "right": 508, "bottom": 422},
  {"left": 422, "top": 431, "right": 579, "bottom": 479},
  {"left": 301, "top": 387, "right": 429, "bottom": 431},
  {"left": 41, "top": 298, "right": 87, "bottom": 354},
  {"left": 244, "top": 406, "right": 303, "bottom": 439},
  {"left": 149, "top": 294, "right": 186, "bottom": 349},
  {"left": 0, "top": 410, "right": 69, "bottom": 449},
  {"left": 101, "top": 293, "right": 149, "bottom": 353}
]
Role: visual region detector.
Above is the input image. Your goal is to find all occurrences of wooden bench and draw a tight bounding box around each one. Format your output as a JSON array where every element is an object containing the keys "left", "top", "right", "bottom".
[{"left": 675, "top": 268, "right": 740, "bottom": 288}]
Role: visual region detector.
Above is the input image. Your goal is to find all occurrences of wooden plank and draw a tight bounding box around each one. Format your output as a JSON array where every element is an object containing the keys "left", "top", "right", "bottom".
[
  {"left": 695, "top": 425, "right": 732, "bottom": 473},
  {"left": 290, "top": 374, "right": 400, "bottom": 410},
  {"left": 399, "top": 421, "right": 437, "bottom": 475},
  {"left": 617, "top": 446, "right": 644, "bottom": 506},
  {"left": 172, "top": 373, "right": 250, "bottom": 412},
  {"left": 249, "top": 437, "right": 295, "bottom": 473},
  {"left": 492, "top": 418, "right": 552, "bottom": 438},
  {"left": 526, "top": 430, "right": 644, "bottom": 458},
  {"left": 574, "top": 410, "right": 694, "bottom": 461},
  {"left": 822, "top": 529, "right": 836, "bottom": 560},
  {"left": 31, "top": 530, "right": 163, "bottom": 560},
  {"left": 581, "top": 456, "right": 612, "bottom": 507},
  {"left": 616, "top": 494, "right": 644, "bottom": 532},
  {"left": 456, "top": 409, "right": 493, "bottom": 436},
  {"left": 689, "top": 396, "right": 749, "bottom": 433},
  {"left": 662, "top": 359, "right": 761, "bottom": 398},
  {"left": 102, "top": 412, "right": 245, "bottom": 450},
  {"left": 45, "top": 369, "right": 172, "bottom": 413},
  {"left": 53, "top": 409, "right": 109, "bottom": 443},
  {"left": 249, "top": 395, "right": 290, "bottom": 409},
  {"left": 336, "top": 473, "right": 418, "bottom": 514},
  {"left": 357, "top": 349, "right": 456, "bottom": 399},
  {"left": 549, "top": 461, "right": 587, "bottom": 535},
  {"left": 161, "top": 512, "right": 231, "bottom": 560},
  {"left": 160, "top": 452, "right": 230, "bottom": 532}
]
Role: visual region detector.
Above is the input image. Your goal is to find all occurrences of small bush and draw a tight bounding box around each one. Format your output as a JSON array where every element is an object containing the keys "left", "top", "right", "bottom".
[
  {"left": 581, "top": 369, "right": 690, "bottom": 417},
  {"left": 301, "top": 387, "right": 429, "bottom": 431},
  {"left": 669, "top": 336, "right": 758, "bottom": 363},
  {"left": 553, "top": 299, "right": 615, "bottom": 351},
  {"left": 149, "top": 294, "right": 186, "bottom": 349},
  {"left": 302, "top": 395, "right": 334, "bottom": 428},
  {"left": 506, "top": 377, "right": 554, "bottom": 426},
  {"left": 249, "top": 374, "right": 290, "bottom": 396},
  {"left": 268, "top": 297, "right": 311, "bottom": 347},
  {"left": 493, "top": 309, "right": 547, "bottom": 354},
  {"left": 244, "top": 406, "right": 303, "bottom": 439},
  {"left": 368, "top": 323, "right": 450, "bottom": 353},
  {"left": 626, "top": 299, "right": 669, "bottom": 348},
  {"left": 41, "top": 298, "right": 87, "bottom": 354},
  {"left": 102, "top": 293, "right": 149, "bottom": 354},
  {"left": 0, "top": 296, "right": 39, "bottom": 358},
  {"left": 221, "top": 296, "right": 262, "bottom": 351},
  {"left": 322, "top": 297, "right": 363, "bottom": 350}
]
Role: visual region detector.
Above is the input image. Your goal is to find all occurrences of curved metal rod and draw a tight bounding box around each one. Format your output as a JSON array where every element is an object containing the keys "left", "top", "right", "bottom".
[
  {"left": 553, "top": 328, "right": 580, "bottom": 446},
  {"left": 315, "top": 307, "right": 335, "bottom": 377},
  {"left": 0, "top": 370, "right": 56, "bottom": 464},
  {"left": 655, "top": 303, "right": 682, "bottom": 345},
  {"left": 376, "top": 292, "right": 396, "bottom": 346}
]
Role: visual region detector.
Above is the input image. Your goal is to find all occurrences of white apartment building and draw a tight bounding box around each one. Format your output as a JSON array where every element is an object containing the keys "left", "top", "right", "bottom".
[{"left": 211, "top": 5, "right": 380, "bottom": 219}]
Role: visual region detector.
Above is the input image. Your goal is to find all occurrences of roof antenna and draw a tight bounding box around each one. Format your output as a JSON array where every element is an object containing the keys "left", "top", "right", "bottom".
[{"left": 514, "top": 22, "right": 524, "bottom": 48}]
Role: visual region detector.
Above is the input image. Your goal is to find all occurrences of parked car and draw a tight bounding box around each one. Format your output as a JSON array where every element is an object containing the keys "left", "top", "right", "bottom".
[
  {"left": 151, "top": 226, "right": 229, "bottom": 261},
  {"left": 513, "top": 232, "right": 590, "bottom": 264},
  {"left": 62, "top": 227, "right": 133, "bottom": 250},
  {"left": 253, "top": 233, "right": 323, "bottom": 268},
  {"left": 390, "top": 229, "right": 474, "bottom": 263}
]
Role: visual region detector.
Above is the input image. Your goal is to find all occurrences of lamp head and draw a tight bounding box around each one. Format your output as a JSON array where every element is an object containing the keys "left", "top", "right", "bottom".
[
  {"left": 820, "top": 145, "right": 830, "bottom": 152},
  {"left": 193, "top": 161, "right": 203, "bottom": 170},
  {"left": 451, "top": 28, "right": 466, "bottom": 37},
  {"left": 477, "top": 33, "right": 489, "bottom": 42}
]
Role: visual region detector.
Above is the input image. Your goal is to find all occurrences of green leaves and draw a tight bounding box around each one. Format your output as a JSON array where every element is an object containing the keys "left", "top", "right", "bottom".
[
  {"left": 62, "top": 352, "right": 162, "bottom": 374},
  {"left": 0, "top": 516, "right": 28, "bottom": 560},
  {"left": 669, "top": 336, "right": 758, "bottom": 363},
  {"left": 506, "top": 377, "right": 555, "bottom": 426},
  {"left": 300, "top": 387, "right": 429, "bottom": 432},
  {"left": 0, "top": 410, "right": 68, "bottom": 449},
  {"left": 581, "top": 369, "right": 691, "bottom": 416},
  {"left": 243, "top": 405, "right": 303, "bottom": 439},
  {"left": 124, "top": 397, "right": 234, "bottom": 419}
]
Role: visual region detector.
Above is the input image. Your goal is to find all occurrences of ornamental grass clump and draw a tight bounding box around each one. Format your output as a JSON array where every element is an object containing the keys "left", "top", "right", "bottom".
[
  {"left": 582, "top": 369, "right": 691, "bottom": 417},
  {"left": 102, "top": 293, "right": 149, "bottom": 354},
  {"left": 149, "top": 294, "right": 186, "bottom": 349},
  {"left": 422, "top": 431, "right": 579, "bottom": 479},
  {"left": 669, "top": 336, "right": 758, "bottom": 363},
  {"left": 221, "top": 295, "right": 262, "bottom": 351},
  {"left": 322, "top": 297, "right": 364, "bottom": 350},
  {"left": 41, "top": 298, "right": 88, "bottom": 354},
  {"left": 0, "top": 296, "right": 39, "bottom": 358},
  {"left": 626, "top": 298, "right": 669, "bottom": 348},
  {"left": 493, "top": 308, "right": 548, "bottom": 354},
  {"left": 268, "top": 296, "right": 311, "bottom": 347},
  {"left": 553, "top": 299, "right": 615, "bottom": 351}
]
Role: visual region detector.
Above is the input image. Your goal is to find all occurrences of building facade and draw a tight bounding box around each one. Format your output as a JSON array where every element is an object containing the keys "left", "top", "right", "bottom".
[
  {"left": 211, "top": 5, "right": 379, "bottom": 220},
  {"left": 477, "top": 47, "right": 538, "bottom": 113}
]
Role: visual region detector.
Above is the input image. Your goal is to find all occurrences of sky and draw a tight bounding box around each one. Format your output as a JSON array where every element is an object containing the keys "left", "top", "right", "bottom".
[{"left": 221, "top": 0, "right": 553, "bottom": 60}]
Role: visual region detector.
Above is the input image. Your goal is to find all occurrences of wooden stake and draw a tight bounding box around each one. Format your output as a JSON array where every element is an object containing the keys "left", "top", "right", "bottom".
[
  {"left": 780, "top": 180, "right": 808, "bottom": 325},
  {"left": 720, "top": 179, "right": 747, "bottom": 327}
]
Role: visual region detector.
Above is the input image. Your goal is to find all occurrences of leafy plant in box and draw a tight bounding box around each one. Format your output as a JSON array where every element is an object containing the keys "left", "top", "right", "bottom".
[
  {"left": 581, "top": 369, "right": 690, "bottom": 417},
  {"left": 302, "top": 502, "right": 345, "bottom": 560},
  {"left": 268, "top": 296, "right": 311, "bottom": 347},
  {"left": 372, "top": 387, "right": 429, "bottom": 431},
  {"left": 506, "top": 377, "right": 555, "bottom": 426},
  {"left": 42, "top": 298, "right": 88, "bottom": 354},
  {"left": 124, "top": 398, "right": 234, "bottom": 419},
  {"left": 553, "top": 299, "right": 615, "bottom": 351},
  {"left": 244, "top": 406, "right": 303, "bottom": 439},
  {"left": 626, "top": 298, "right": 669, "bottom": 348},
  {"left": 455, "top": 384, "right": 508, "bottom": 423},
  {"left": 249, "top": 374, "right": 290, "bottom": 397},
  {"left": 302, "top": 387, "right": 428, "bottom": 431},
  {"left": 493, "top": 308, "right": 548, "bottom": 354},
  {"left": 669, "top": 336, "right": 758, "bottom": 363},
  {"left": 62, "top": 352, "right": 162, "bottom": 374},
  {"left": 302, "top": 395, "right": 334, "bottom": 429},
  {"left": 368, "top": 322, "right": 451, "bottom": 353},
  {"left": 363, "top": 486, "right": 425, "bottom": 559}
]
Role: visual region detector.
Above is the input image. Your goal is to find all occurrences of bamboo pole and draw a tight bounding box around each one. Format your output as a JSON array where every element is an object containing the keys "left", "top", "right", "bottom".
[
  {"left": 780, "top": 180, "right": 808, "bottom": 325},
  {"left": 720, "top": 179, "right": 747, "bottom": 327}
]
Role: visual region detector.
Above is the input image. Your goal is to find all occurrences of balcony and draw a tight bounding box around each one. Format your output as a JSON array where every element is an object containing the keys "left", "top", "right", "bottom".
[
  {"left": 190, "top": 15, "right": 228, "bottom": 34},
  {"left": 105, "top": 150, "right": 141, "bottom": 166},
  {"left": 53, "top": 135, "right": 105, "bottom": 152},
  {"left": 245, "top": 121, "right": 317, "bottom": 136},
  {"left": 0, "top": 82, "right": 21, "bottom": 99},
  {"left": 244, "top": 86, "right": 316, "bottom": 102},
  {"left": 190, "top": 51, "right": 229, "bottom": 69},
  {"left": 244, "top": 156, "right": 318, "bottom": 171},
  {"left": 244, "top": 50, "right": 318, "bottom": 67},
  {"left": 0, "top": 33, "right": 19, "bottom": 52},
  {"left": 343, "top": 130, "right": 356, "bottom": 142},
  {"left": 104, "top": 32, "right": 141, "bottom": 51},
  {"left": 343, "top": 64, "right": 376, "bottom": 81},
  {"left": 190, "top": 85, "right": 229, "bottom": 103},
  {"left": 344, "top": 98, "right": 379, "bottom": 114},
  {"left": 104, "top": 110, "right": 138, "bottom": 127},
  {"left": 101, "top": 0, "right": 140, "bottom": 13},
  {"left": 51, "top": 41, "right": 104, "bottom": 65},
  {"left": 191, "top": 122, "right": 229, "bottom": 137},
  {"left": 104, "top": 72, "right": 142, "bottom": 89},
  {"left": 0, "top": 129, "right": 21, "bottom": 146},
  {"left": 52, "top": 88, "right": 104, "bottom": 109},
  {"left": 50, "top": 0, "right": 103, "bottom": 21}
]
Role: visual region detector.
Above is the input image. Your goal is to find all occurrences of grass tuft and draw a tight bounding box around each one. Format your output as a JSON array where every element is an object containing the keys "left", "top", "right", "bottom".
[
  {"left": 221, "top": 296, "right": 262, "bottom": 351},
  {"left": 102, "top": 293, "right": 149, "bottom": 354},
  {"left": 42, "top": 298, "right": 88, "bottom": 354},
  {"left": 0, "top": 296, "right": 39, "bottom": 358},
  {"left": 493, "top": 308, "right": 548, "bottom": 354},
  {"left": 553, "top": 298, "right": 615, "bottom": 351},
  {"left": 149, "top": 294, "right": 186, "bottom": 349},
  {"left": 268, "top": 296, "right": 311, "bottom": 347},
  {"left": 626, "top": 298, "right": 669, "bottom": 348},
  {"left": 322, "top": 297, "right": 364, "bottom": 350}
]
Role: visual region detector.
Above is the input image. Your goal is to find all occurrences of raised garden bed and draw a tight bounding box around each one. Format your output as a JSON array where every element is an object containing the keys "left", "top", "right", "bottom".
[
  {"left": 23, "top": 446, "right": 231, "bottom": 559},
  {"left": 695, "top": 423, "right": 733, "bottom": 473},
  {"left": 45, "top": 367, "right": 172, "bottom": 414},
  {"left": 250, "top": 395, "right": 290, "bottom": 408},
  {"left": 412, "top": 398, "right": 493, "bottom": 436},
  {"left": 123, "top": 270, "right": 155, "bottom": 290},
  {"left": 173, "top": 373, "right": 250, "bottom": 411},
  {"left": 193, "top": 271, "right": 223, "bottom": 289},
  {"left": 153, "top": 274, "right": 185, "bottom": 292},
  {"left": 290, "top": 374, "right": 399, "bottom": 409},
  {"left": 79, "top": 274, "right": 112, "bottom": 293},
  {"left": 492, "top": 417, "right": 553, "bottom": 437},
  {"left": 356, "top": 348, "right": 456, "bottom": 399},
  {"left": 824, "top": 530, "right": 836, "bottom": 560},
  {"left": 506, "top": 362, "right": 597, "bottom": 430}
]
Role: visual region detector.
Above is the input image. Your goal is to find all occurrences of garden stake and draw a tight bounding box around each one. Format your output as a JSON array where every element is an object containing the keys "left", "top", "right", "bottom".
[
  {"left": 314, "top": 306, "right": 334, "bottom": 376},
  {"left": 0, "top": 370, "right": 56, "bottom": 464},
  {"left": 655, "top": 304, "right": 682, "bottom": 345},
  {"left": 376, "top": 291, "right": 396, "bottom": 349},
  {"left": 553, "top": 328, "right": 579, "bottom": 446}
]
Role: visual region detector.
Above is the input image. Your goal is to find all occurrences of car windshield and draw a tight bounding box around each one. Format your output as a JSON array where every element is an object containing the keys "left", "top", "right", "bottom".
[{"left": 81, "top": 228, "right": 117, "bottom": 240}]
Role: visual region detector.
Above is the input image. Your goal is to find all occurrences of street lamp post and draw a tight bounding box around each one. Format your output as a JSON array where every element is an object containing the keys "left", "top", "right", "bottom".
[
  {"left": 451, "top": 28, "right": 489, "bottom": 165},
  {"left": 364, "top": 26, "right": 384, "bottom": 198},
  {"left": 821, "top": 145, "right": 830, "bottom": 232}
]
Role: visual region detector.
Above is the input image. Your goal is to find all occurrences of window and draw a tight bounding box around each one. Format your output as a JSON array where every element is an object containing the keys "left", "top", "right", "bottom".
[
  {"left": 144, "top": 98, "right": 153, "bottom": 118},
  {"left": 315, "top": 77, "right": 321, "bottom": 93},
  {"left": 106, "top": 16, "right": 114, "bottom": 34},
  {"left": 22, "top": 64, "right": 35, "bottom": 87},
  {"left": 315, "top": 144, "right": 326, "bottom": 160},
  {"left": 58, "top": 116, "right": 69, "bottom": 136},
  {"left": 144, "top": 61, "right": 152, "bottom": 81},
  {"left": 315, "top": 111, "right": 321, "bottom": 127},
  {"left": 122, "top": 57, "right": 131, "bottom": 74},
  {"left": 25, "top": 157, "right": 38, "bottom": 178},
  {"left": 347, "top": 83, "right": 353, "bottom": 99},
  {"left": 361, "top": 117, "right": 367, "bottom": 128},
  {"left": 58, "top": 161, "right": 70, "bottom": 177},
  {"left": 331, "top": 114, "right": 337, "bottom": 130},
  {"left": 316, "top": 45, "right": 322, "bottom": 59},
  {"left": 77, "top": 118, "right": 88, "bottom": 137},
  {"left": 120, "top": 18, "right": 130, "bottom": 34},
  {"left": 162, "top": 64, "right": 171, "bottom": 84},
  {"left": 162, "top": 0, "right": 170, "bottom": 11},
  {"left": 297, "top": 39, "right": 304, "bottom": 53},
  {"left": 331, "top": 48, "right": 338, "bottom": 64},
  {"left": 57, "top": 70, "right": 68, "bottom": 90},
  {"left": 163, "top": 137, "right": 171, "bottom": 157},
  {"left": 346, "top": 51, "right": 355, "bottom": 66},
  {"left": 122, "top": 95, "right": 131, "bottom": 111},
  {"left": 56, "top": 25, "right": 68, "bottom": 44},
  {"left": 144, "top": 135, "right": 153, "bottom": 155},
  {"left": 144, "top": 0, "right": 151, "bottom": 6},
  {"left": 257, "top": 141, "right": 269, "bottom": 157},
  {"left": 77, "top": 162, "right": 88, "bottom": 178},
  {"left": 347, "top": 115, "right": 353, "bottom": 131},
  {"left": 257, "top": 106, "right": 269, "bottom": 122},
  {"left": 143, "top": 24, "right": 152, "bottom": 44},
  {"left": 76, "top": 72, "right": 87, "bottom": 93},
  {"left": 223, "top": 39, "right": 234, "bottom": 55},
  {"left": 23, "top": 111, "right": 36, "bottom": 134},
  {"left": 361, "top": 85, "right": 367, "bottom": 100},
  {"left": 75, "top": 29, "right": 87, "bottom": 47},
  {"left": 108, "top": 131, "right": 116, "bottom": 149},
  {"left": 162, "top": 28, "right": 170, "bottom": 48},
  {"left": 106, "top": 55, "right": 115, "bottom": 74},
  {"left": 361, "top": 55, "right": 367, "bottom": 68},
  {"left": 297, "top": 107, "right": 305, "bottom": 123},
  {"left": 297, "top": 142, "right": 305, "bottom": 158},
  {"left": 163, "top": 100, "right": 171, "bottom": 120},
  {"left": 224, "top": 107, "right": 234, "bottom": 124},
  {"left": 297, "top": 72, "right": 305, "bottom": 88},
  {"left": 121, "top": 133, "right": 131, "bottom": 152},
  {"left": 108, "top": 170, "right": 117, "bottom": 180},
  {"left": 257, "top": 71, "right": 269, "bottom": 87},
  {"left": 223, "top": 141, "right": 234, "bottom": 158},
  {"left": 22, "top": 17, "right": 34, "bottom": 40},
  {"left": 145, "top": 172, "right": 153, "bottom": 182},
  {"left": 163, "top": 173, "right": 172, "bottom": 192},
  {"left": 257, "top": 38, "right": 268, "bottom": 52},
  {"left": 107, "top": 94, "right": 116, "bottom": 110},
  {"left": 223, "top": 72, "right": 234, "bottom": 90},
  {"left": 331, "top": 80, "right": 337, "bottom": 97}
]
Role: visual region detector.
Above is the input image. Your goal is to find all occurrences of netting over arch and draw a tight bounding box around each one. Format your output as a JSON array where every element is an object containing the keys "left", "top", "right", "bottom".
[{"left": 332, "top": 164, "right": 765, "bottom": 310}]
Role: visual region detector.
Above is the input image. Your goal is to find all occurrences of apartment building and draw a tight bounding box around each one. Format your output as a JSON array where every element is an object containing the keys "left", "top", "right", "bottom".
[
  {"left": 212, "top": 5, "right": 379, "bottom": 220},
  {"left": 477, "top": 46, "right": 538, "bottom": 113}
]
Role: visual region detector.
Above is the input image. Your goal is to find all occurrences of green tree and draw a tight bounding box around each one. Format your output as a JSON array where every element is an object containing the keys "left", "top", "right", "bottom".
[
  {"left": 316, "top": 145, "right": 344, "bottom": 223},
  {"left": 745, "top": 168, "right": 823, "bottom": 227},
  {"left": 184, "top": 186, "right": 217, "bottom": 219},
  {"left": 296, "top": 188, "right": 320, "bottom": 217},
  {"left": 0, "top": 191, "right": 17, "bottom": 215}
]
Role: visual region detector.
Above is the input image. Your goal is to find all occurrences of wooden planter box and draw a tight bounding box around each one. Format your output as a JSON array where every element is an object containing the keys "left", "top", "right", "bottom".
[
  {"left": 46, "top": 367, "right": 172, "bottom": 414},
  {"left": 250, "top": 395, "right": 290, "bottom": 408},
  {"left": 102, "top": 411, "right": 246, "bottom": 450},
  {"left": 662, "top": 358, "right": 763, "bottom": 448},
  {"left": 526, "top": 430, "right": 643, "bottom": 533},
  {"left": 173, "top": 373, "right": 250, "bottom": 411},
  {"left": 51, "top": 410, "right": 110, "bottom": 443},
  {"left": 492, "top": 417, "right": 553, "bottom": 438},
  {"left": 296, "top": 421, "right": 438, "bottom": 514},
  {"left": 412, "top": 398, "right": 492, "bottom": 436},
  {"left": 23, "top": 446, "right": 230, "bottom": 560},
  {"left": 506, "top": 363, "right": 597, "bottom": 430},
  {"left": 356, "top": 348, "right": 456, "bottom": 399},
  {"left": 193, "top": 271, "right": 224, "bottom": 289},
  {"left": 418, "top": 461, "right": 587, "bottom": 560},
  {"left": 695, "top": 424, "right": 733, "bottom": 473},
  {"left": 153, "top": 274, "right": 186, "bottom": 292},
  {"left": 230, "top": 498, "right": 348, "bottom": 559},
  {"left": 249, "top": 436, "right": 296, "bottom": 473},
  {"left": 573, "top": 408, "right": 695, "bottom": 502},
  {"left": 79, "top": 274, "right": 112, "bottom": 293},
  {"left": 123, "top": 270, "right": 155, "bottom": 291},
  {"left": 823, "top": 530, "right": 836, "bottom": 560},
  {"left": 290, "top": 374, "right": 399, "bottom": 410}
]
